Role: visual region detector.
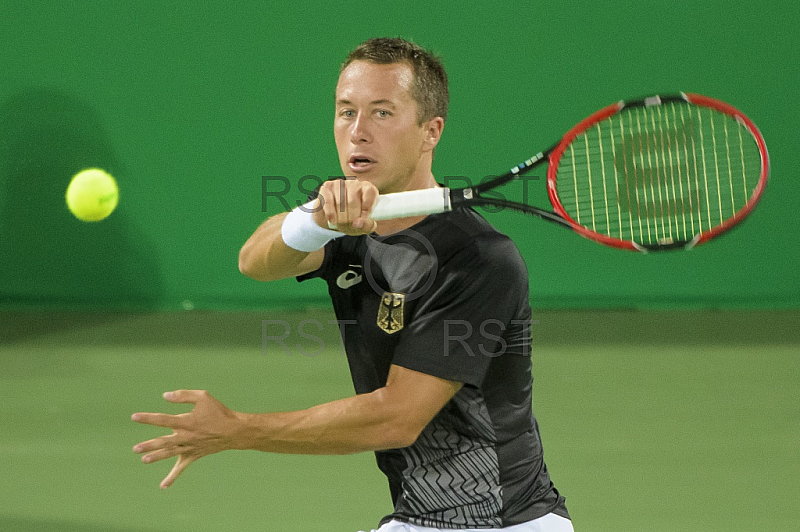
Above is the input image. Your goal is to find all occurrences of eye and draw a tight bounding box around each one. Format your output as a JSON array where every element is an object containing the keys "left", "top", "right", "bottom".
[
  {"left": 339, "top": 109, "right": 356, "bottom": 118},
  {"left": 375, "top": 109, "right": 391, "bottom": 118}
]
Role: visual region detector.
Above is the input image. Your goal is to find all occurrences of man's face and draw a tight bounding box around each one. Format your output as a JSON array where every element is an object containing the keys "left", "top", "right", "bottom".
[{"left": 334, "top": 60, "right": 434, "bottom": 194}]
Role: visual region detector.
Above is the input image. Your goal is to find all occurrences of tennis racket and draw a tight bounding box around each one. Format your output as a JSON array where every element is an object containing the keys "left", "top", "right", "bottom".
[{"left": 370, "top": 93, "right": 769, "bottom": 252}]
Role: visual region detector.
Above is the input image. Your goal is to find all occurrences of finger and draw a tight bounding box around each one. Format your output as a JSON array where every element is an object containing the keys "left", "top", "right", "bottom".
[
  {"left": 360, "top": 184, "right": 379, "bottom": 217},
  {"left": 160, "top": 455, "right": 195, "bottom": 490},
  {"left": 133, "top": 434, "right": 176, "bottom": 454},
  {"left": 353, "top": 185, "right": 379, "bottom": 230},
  {"left": 345, "top": 180, "right": 367, "bottom": 227},
  {"left": 163, "top": 390, "right": 205, "bottom": 404},
  {"left": 131, "top": 412, "right": 183, "bottom": 429},
  {"left": 308, "top": 196, "right": 327, "bottom": 229},
  {"left": 141, "top": 446, "right": 182, "bottom": 464},
  {"left": 333, "top": 179, "right": 352, "bottom": 227},
  {"left": 317, "top": 183, "right": 338, "bottom": 229},
  {"left": 335, "top": 179, "right": 350, "bottom": 225},
  {"left": 351, "top": 214, "right": 377, "bottom": 232}
]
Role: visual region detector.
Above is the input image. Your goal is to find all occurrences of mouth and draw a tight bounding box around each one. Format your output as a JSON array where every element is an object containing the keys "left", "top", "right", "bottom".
[{"left": 348, "top": 155, "right": 376, "bottom": 173}]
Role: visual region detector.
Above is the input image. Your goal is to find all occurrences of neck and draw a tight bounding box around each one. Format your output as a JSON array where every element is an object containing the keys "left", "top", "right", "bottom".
[
  {"left": 373, "top": 152, "right": 438, "bottom": 234},
  {"left": 380, "top": 173, "right": 437, "bottom": 195}
]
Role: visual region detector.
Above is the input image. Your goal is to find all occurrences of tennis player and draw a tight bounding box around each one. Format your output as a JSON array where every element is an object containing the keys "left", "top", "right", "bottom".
[{"left": 133, "top": 37, "right": 572, "bottom": 531}]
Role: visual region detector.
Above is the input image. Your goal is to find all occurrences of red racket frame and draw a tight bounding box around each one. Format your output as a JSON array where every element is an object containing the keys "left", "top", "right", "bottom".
[{"left": 546, "top": 93, "right": 769, "bottom": 251}]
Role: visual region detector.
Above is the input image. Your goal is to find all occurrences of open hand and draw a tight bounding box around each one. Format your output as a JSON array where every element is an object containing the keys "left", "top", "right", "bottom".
[{"left": 132, "top": 390, "right": 243, "bottom": 489}]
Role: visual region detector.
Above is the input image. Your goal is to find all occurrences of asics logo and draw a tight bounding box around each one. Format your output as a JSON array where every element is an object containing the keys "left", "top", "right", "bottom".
[{"left": 336, "top": 265, "right": 363, "bottom": 289}]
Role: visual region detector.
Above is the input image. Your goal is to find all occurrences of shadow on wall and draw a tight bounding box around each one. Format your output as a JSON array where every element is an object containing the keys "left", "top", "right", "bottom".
[{"left": 0, "top": 88, "right": 163, "bottom": 313}]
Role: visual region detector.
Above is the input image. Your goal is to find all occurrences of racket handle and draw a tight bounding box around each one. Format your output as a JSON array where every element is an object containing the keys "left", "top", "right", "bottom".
[{"left": 370, "top": 187, "right": 452, "bottom": 220}]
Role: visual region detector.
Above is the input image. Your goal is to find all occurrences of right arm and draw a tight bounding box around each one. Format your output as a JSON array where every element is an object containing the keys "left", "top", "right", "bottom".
[
  {"left": 238, "top": 179, "right": 379, "bottom": 282},
  {"left": 238, "top": 212, "right": 325, "bottom": 282}
]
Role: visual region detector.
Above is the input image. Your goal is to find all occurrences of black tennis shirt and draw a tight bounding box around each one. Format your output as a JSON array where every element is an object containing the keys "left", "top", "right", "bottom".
[{"left": 298, "top": 207, "right": 569, "bottom": 528}]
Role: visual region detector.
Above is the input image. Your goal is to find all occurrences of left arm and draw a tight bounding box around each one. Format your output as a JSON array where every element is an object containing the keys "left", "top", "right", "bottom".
[{"left": 132, "top": 364, "right": 462, "bottom": 489}]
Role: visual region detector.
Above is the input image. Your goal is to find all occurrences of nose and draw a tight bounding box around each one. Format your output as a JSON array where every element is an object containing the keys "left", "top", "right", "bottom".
[{"left": 350, "top": 112, "right": 372, "bottom": 144}]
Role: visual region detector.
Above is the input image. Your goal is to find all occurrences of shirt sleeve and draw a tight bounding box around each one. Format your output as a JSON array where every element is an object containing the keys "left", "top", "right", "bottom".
[{"left": 390, "top": 235, "right": 529, "bottom": 388}]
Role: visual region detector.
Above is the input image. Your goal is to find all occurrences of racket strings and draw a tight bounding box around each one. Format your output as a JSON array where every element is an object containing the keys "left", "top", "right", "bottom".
[{"left": 555, "top": 102, "right": 762, "bottom": 246}]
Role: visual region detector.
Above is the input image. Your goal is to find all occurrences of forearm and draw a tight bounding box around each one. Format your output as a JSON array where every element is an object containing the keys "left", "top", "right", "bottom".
[
  {"left": 235, "top": 389, "right": 416, "bottom": 455},
  {"left": 238, "top": 212, "right": 321, "bottom": 281},
  {"left": 240, "top": 179, "right": 383, "bottom": 282}
]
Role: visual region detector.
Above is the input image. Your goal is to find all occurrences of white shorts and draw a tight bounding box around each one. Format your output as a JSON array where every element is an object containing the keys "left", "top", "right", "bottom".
[{"left": 364, "top": 513, "right": 574, "bottom": 532}]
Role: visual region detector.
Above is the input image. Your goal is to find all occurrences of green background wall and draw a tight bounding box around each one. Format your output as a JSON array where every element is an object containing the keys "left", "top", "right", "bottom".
[{"left": 1, "top": 0, "right": 797, "bottom": 311}]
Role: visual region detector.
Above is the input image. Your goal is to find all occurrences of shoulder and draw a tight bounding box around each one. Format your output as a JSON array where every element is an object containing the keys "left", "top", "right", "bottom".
[{"left": 426, "top": 208, "right": 527, "bottom": 273}]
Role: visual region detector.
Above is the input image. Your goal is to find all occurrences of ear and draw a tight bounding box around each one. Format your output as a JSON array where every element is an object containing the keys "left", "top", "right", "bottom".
[{"left": 421, "top": 117, "right": 445, "bottom": 153}]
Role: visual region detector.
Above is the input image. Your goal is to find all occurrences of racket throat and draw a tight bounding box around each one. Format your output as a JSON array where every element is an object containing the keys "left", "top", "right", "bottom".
[{"left": 451, "top": 187, "right": 474, "bottom": 206}]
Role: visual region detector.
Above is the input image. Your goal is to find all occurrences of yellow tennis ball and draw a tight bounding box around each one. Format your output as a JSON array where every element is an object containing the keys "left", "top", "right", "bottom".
[{"left": 66, "top": 168, "right": 119, "bottom": 222}]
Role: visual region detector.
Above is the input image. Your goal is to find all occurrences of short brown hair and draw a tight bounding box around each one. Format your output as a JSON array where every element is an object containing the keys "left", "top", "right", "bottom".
[{"left": 341, "top": 37, "right": 449, "bottom": 124}]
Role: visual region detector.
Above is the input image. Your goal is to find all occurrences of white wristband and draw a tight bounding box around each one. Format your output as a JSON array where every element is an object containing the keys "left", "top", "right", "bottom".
[{"left": 281, "top": 200, "right": 345, "bottom": 252}]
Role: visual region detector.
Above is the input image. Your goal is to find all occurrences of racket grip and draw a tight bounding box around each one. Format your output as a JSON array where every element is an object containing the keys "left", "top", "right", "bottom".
[{"left": 370, "top": 187, "right": 452, "bottom": 220}]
